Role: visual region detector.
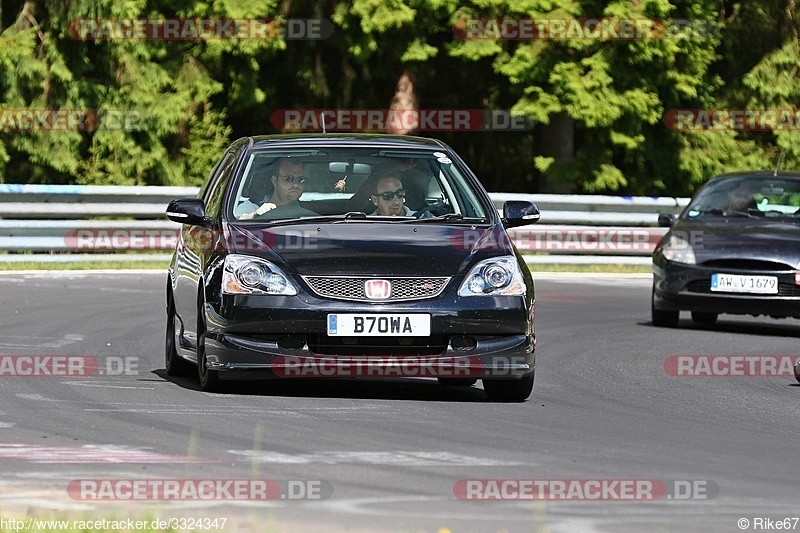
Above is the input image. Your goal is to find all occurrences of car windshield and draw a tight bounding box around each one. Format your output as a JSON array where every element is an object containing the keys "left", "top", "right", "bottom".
[
  {"left": 685, "top": 176, "right": 800, "bottom": 220},
  {"left": 226, "top": 147, "right": 491, "bottom": 222}
]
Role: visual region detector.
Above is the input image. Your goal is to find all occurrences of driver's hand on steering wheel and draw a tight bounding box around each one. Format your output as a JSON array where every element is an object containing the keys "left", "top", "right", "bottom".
[{"left": 240, "top": 202, "right": 277, "bottom": 220}]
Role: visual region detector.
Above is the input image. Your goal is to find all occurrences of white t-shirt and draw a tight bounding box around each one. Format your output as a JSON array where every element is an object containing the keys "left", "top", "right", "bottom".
[{"left": 234, "top": 195, "right": 300, "bottom": 218}]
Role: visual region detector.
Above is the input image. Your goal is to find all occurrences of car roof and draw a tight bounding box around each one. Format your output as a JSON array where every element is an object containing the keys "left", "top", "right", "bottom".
[
  {"left": 241, "top": 133, "right": 449, "bottom": 150},
  {"left": 710, "top": 170, "right": 800, "bottom": 180}
]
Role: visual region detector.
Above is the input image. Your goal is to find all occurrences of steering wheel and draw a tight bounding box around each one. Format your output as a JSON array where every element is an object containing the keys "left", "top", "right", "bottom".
[
  {"left": 253, "top": 204, "right": 319, "bottom": 220},
  {"left": 413, "top": 202, "right": 451, "bottom": 219}
]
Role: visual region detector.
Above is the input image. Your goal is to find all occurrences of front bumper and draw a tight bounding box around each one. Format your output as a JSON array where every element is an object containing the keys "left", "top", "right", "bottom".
[
  {"left": 202, "top": 292, "right": 535, "bottom": 380},
  {"left": 652, "top": 261, "right": 800, "bottom": 318},
  {"left": 204, "top": 333, "right": 534, "bottom": 380}
]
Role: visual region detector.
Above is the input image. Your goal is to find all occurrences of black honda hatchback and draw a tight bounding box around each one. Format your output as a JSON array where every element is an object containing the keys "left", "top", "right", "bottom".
[{"left": 165, "top": 134, "right": 540, "bottom": 401}]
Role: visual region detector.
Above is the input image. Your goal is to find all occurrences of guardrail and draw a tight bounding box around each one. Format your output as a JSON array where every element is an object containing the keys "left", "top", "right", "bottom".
[{"left": 0, "top": 184, "right": 688, "bottom": 264}]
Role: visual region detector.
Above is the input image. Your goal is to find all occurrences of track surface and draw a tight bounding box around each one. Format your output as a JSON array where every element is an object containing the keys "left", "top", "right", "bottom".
[{"left": 0, "top": 271, "right": 798, "bottom": 532}]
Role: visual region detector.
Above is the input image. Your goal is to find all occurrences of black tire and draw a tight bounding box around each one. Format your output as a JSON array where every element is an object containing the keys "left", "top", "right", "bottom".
[
  {"left": 482, "top": 372, "right": 534, "bottom": 402},
  {"left": 437, "top": 378, "right": 478, "bottom": 387},
  {"left": 165, "top": 290, "right": 193, "bottom": 377},
  {"left": 691, "top": 311, "right": 718, "bottom": 325},
  {"left": 652, "top": 290, "right": 679, "bottom": 328},
  {"left": 795, "top": 360, "right": 800, "bottom": 384},
  {"left": 197, "top": 295, "right": 222, "bottom": 392}
]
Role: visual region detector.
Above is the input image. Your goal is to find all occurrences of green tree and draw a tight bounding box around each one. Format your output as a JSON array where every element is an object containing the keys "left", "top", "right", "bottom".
[{"left": 0, "top": 0, "right": 281, "bottom": 185}]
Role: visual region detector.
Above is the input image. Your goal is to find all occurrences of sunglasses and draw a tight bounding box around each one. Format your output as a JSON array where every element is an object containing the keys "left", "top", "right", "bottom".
[
  {"left": 279, "top": 175, "right": 306, "bottom": 184},
  {"left": 374, "top": 189, "right": 406, "bottom": 201}
]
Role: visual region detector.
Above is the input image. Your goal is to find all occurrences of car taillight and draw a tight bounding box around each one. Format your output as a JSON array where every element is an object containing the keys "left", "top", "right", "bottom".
[{"left": 795, "top": 271, "right": 800, "bottom": 285}]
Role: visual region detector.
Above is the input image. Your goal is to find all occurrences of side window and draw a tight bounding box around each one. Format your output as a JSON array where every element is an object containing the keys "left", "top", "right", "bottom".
[
  {"left": 204, "top": 151, "right": 237, "bottom": 218},
  {"left": 198, "top": 151, "right": 232, "bottom": 199}
]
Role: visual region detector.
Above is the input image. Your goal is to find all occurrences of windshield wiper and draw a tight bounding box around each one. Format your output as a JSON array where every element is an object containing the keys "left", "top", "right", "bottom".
[
  {"left": 691, "top": 208, "right": 758, "bottom": 218},
  {"left": 400, "top": 213, "right": 488, "bottom": 223},
  {"left": 726, "top": 209, "right": 760, "bottom": 219},
  {"left": 246, "top": 213, "right": 369, "bottom": 225}
]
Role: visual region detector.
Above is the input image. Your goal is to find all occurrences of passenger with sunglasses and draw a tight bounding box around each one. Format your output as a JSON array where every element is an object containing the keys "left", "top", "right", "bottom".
[
  {"left": 239, "top": 158, "right": 306, "bottom": 219},
  {"left": 370, "top": 174, "right": 415, "bottom": 216}
]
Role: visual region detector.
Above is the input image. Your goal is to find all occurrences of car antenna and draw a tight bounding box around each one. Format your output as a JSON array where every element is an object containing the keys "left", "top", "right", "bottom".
[
  {"left": 774, "top": 149, "right": 784, "bottom": 177},
  {"left": 321, "top": 112, "right": 326, "bottom": 134}
]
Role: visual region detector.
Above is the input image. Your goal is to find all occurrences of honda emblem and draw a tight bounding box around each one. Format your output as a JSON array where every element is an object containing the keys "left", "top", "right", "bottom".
[{"left": 364, "top": 279, "right": 391, "bottom": 300}]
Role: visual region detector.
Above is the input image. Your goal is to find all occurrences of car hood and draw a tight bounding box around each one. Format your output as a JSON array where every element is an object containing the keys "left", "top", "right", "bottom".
[
  {"left": 672, "top": 218, "right": 800, "bottom": 266},
  {"left": 224, "top": 222, "right": 515, "bottom": 276}
]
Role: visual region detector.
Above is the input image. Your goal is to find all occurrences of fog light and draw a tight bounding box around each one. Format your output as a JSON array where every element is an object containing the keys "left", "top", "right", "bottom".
[
  {"left": 278, "top": 336, "right": 305, "bottom": 350},
  {"left": 451, "top": 336, "right": 477, "bottom": 352}
]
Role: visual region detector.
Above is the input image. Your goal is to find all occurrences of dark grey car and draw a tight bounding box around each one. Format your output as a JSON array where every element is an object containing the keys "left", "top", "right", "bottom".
[{"left": 652, "top": 171, "right": 800, "bottom": 328}]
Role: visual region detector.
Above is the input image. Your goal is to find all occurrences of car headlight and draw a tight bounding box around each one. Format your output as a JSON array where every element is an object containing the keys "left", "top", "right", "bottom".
[
  {"left": 661, "top": 234, "right": 696, "bottom": 264},
  {"left": 458, "top": 256, "right": 526, "bottom": 296},
  {"left": 222, "top": 255, "right": 298, "bottom": 295}
]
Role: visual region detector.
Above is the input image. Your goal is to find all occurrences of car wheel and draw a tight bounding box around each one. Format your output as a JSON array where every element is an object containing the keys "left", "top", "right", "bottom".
[
  {"left": 437, "top": 378, "right": 478, "bottom": 387},
  {"left": 651, "top": 289, "right": 679, "bottom": 328},
  {"left": 795, "top": 359, "right": 800, "bottom": 384},
  {"left": 691, "top": 311, "right": 718, "bottom": 325},
  {"left": 165, "top": 290, "right": 193, "bottom": 377},
  {"left": 197, "top": 296, "right": 222, "bottom": 392},
  {"left": 482, "top": 372, "right": 534, "bottom": 402}
]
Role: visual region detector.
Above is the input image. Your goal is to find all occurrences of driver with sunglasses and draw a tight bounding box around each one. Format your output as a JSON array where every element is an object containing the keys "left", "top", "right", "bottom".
[
  {"left": 370, "top": 173, "right": 415, "bottom": 216},
  {"left": 238, "top": 158, "right": 306, "bottom": 219}
]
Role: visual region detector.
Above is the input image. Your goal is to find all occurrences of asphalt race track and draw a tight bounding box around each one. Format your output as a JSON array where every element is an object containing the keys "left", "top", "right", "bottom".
[{"left": 0, "top": 271, "right": 798, "bottom": 533}]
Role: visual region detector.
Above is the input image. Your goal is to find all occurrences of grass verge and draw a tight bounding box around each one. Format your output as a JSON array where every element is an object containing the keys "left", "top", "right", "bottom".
[
  {"left": 0, "top": 260, "right": 170, "bottom": 271},
  {"left": 527, "top": 263, "right": 651, "bottom": 274}
]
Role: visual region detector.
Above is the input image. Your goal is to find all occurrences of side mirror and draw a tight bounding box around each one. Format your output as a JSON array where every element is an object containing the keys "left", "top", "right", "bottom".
[
  {"left": 657, "top": 213, "right": 676, "bottom": 228},
  {"left": 166, "top": 199, "right": 211, "bottom": 227},
  {"left": 503, "top": 200, "right": 541, "bottom": 228}
]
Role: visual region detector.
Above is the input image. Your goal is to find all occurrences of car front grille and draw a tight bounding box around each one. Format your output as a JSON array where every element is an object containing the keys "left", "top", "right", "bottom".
[
  {"left": 685, "top": 280, "right": 800, "bottom": 297},
  {"left": 700, "top": 259, "right": 794, "bottom": 271},
  {"left": 301, "top": 276, "right": 450, "bottom": 302}
]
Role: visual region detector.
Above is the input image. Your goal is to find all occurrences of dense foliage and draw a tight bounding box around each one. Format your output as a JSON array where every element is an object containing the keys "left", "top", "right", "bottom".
[{"left": 0, "top": 0, "right": 798, "bottom": 195}]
